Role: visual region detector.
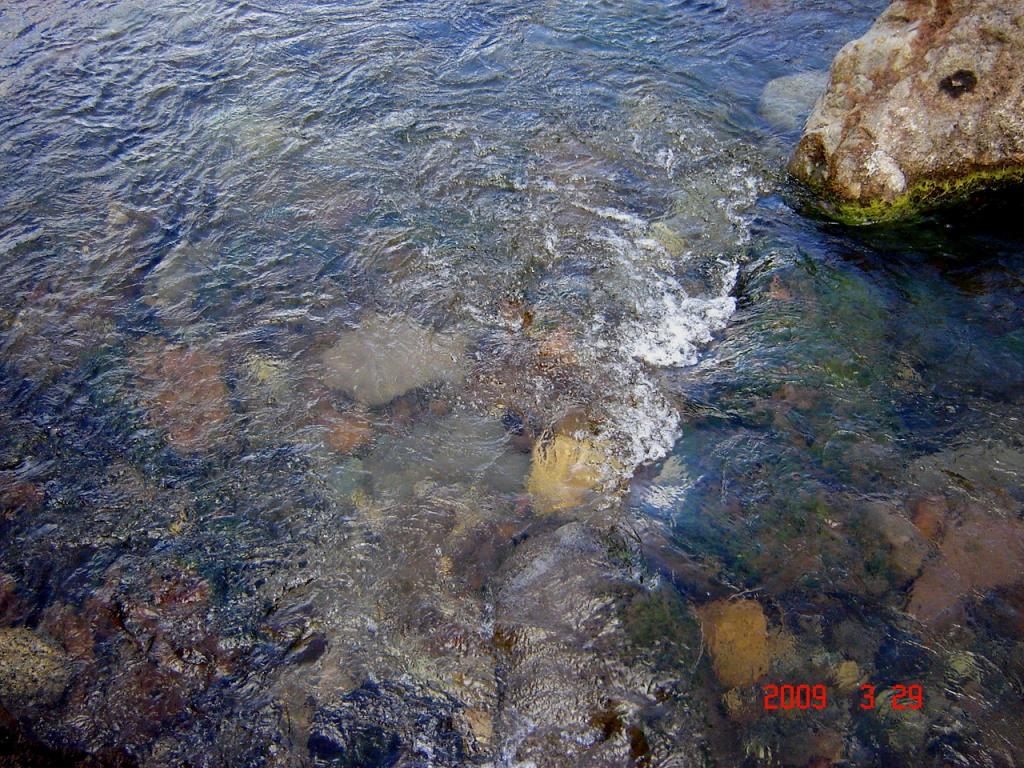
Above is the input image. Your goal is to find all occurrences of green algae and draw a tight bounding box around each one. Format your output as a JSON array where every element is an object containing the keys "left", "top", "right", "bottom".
[
  {"left": 811, "top": 165, "right": 1024, "bottom": 226},
  {"left": 624, "top": 587, "right": 699, "bottom": 669}
]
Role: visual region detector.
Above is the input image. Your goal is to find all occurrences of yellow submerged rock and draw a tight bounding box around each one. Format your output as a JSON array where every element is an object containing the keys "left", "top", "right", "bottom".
[
  {"left": 698, "top": 599, "right": 772, "bottom": 688},
  {"left": 833, "top": 659, "right": 862, "bottom": 692},
  {"left": 526, "top": 433, "right": 614, "bottom": 515},
  {"left": 0, "top": 627, "right": 71, "bottom": 707}
]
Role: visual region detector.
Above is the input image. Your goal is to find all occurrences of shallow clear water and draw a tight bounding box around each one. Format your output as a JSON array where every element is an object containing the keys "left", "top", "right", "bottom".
[{"left": 2, "top": 1, "right": 1024, "bottom": 766}]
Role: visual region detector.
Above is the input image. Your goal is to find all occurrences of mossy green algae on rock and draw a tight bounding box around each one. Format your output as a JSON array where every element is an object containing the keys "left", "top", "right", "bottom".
[{"left": 799, "top": 164, "right": 1024, "bottom": 226}]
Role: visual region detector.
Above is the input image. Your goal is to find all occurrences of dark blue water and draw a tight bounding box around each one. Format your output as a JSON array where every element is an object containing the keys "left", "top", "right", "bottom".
[{"left": 3, "top": 1, "right": 1024, "bottom": 766}]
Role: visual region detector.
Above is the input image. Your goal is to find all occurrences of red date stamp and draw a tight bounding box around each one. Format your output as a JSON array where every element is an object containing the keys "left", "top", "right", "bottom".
[{"left": 763, "top": 684, "right": 924, "bottom": 711}]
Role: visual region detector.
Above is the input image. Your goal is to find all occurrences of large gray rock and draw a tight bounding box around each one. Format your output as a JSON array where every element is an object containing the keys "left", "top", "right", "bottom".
[{"left": 789, "top": 0, "right": 1024, "bottom": 224}]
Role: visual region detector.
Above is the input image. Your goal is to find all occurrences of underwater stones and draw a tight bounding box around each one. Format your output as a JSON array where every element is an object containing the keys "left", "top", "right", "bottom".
[
  {"left": 697, "top": 599, "right": 773, "bottom": 688},
  {"left": 0, "top": 473, "right": 43, "bottom": 518},
  {"left": 0, "top": 573, "right": 21, "bottom": 624},
  {"left": 832, "top": 659, "right": 862, "bottom": 692},
  {"left": 243, "top": 353, "right": 289, "bottom": 394},
  {"left": 908, "top": 515, "right": 1024, "bottom": 627},
  {"left": 320, "top": 313, "right": 466, "bottom": 406},
  {"left": 120, "top": 566, "right": 220, "bottom": 680},
  {"left": 307, "top": 680, "right": 474, "bottom": 767},
  {"left": 2, "top": 274, "right": 120, "bottom": 382},
  {"left": 974, "top": 583, "right": 1024, "bottom": 640},
  {"left": 775, "top": 382, "right": 819, "bottom": 412},
  {"left": 759, "top": 70, "right": 829, "bottom": 132},
  {"left": 319, "top": 407, "right": 374, "bottom": 455},
  {"left": 132, "top": 339, "right": 231, "bottom": 452},
  {"left": 864, "top": 503, "right": 929, "bottom": 581},
  {"left": 364, "top": 411, "right": 529, "bottom": 498},
  {"left": 143, "top": 242, "right": 209, "bottom": 319},
  {"left": 789, "top": 0, "right": 1024, "bottom": 223},
  {"left": 57, "top": 563, "right": 233, "bottom": 750},
  {"left": 623, "top": 585, "right": 701, "bottom": 670},
  {"left": 780, "top": 728, "right": 845, "bottom": 768},
  {"left": 631, "top": 517, "right": 724, "bottom": 600},
  {"left": 912, "top": 442, "right": 1024, "bottom": 504},
  {"left": 244, "top": 354, "right": 282, "bottom": 384},
  {"left": 526, "top": 431, "right": 618, "bottom": 515},
  {"left": 535, "top": 326, "right": 577, "bottom": 365},
  {"left": 463, "top": 707, "right": 493, "bottom": 747},
  {"left": 909, "top": 495, "right": 947, "bottom": 542},
  {"left": 492, "top": 522, "right": 693, "bottom": 766},
  {"left": 0, "top": 627, "right": 72, "bottom": 708},
  {"left": 650, "top": 220, "right": 689, "bottom": 258},
  {"left": 768, "top": 274, "right": 794, "bottom": 302}
]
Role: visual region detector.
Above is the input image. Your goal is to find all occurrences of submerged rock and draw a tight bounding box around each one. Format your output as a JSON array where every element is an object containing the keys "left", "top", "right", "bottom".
[
  {"left": 143, "top": 242, "right": 210, "bottom": 320},
  {"left": 321, "top": 314, "right": 466, "bottom": 406},
  {"left": 759, "top": 70, "right": 829, "bottom": 132},
  {"left": 319, "top": 406, "right": 374, "bottom": 455},
  {"left": 308, "top": 680, "right": 477, "bottom": 767},
  {"left": 832, "top": 659, "right": 862, "bottom": 692},
  {"left": 526, "top": 432, "right": 619, "bottom": 515},
  {"left": 909, "top": 495, "right": 947, "bottom": 542},
  {"left": 492, "top": 522, "right": 699, "bottom": 766},
  {"left": 0, "top": 473, "right": 43, "bottom": 518},
  {"left": 132, "top": 339, "right": 231, "bottom": 452},
  {"left": 697, "top": 599, "right": 776, "bottom": 688},
  {"left": 364, "top": 411, "right": 529, "bottom": 498},
  {"left": 908, "top": 514, "right": 1024, "bottom": 627},
  {"left": 865, "top": 502, "right": 929, "bottom": 582},
  {"left": 0, "top": 627, "right": 71, "bottom": 708},
  {"left": 789, "top": 0, "right": 1024, "bottom": 223}
]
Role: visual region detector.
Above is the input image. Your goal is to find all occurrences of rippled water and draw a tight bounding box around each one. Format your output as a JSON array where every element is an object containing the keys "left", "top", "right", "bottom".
[{"left": 3, "top": 0, "right": 1024, "bottom": 766}]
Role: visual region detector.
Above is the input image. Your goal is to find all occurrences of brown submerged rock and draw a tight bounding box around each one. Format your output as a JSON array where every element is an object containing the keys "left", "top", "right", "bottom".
[
  {"left": 0, "top": 474, "right": 43, "bottom": 518},
  {"left": 789, "top": 0, "right": 1024, "bottom": 224},
  {"left": 132, "top": 339, "right": 231, "bottom": 452},
  {"left": 909, "top": 494, "right": 947, "bottom": 541},
  {"left": 316, "top": 403, "right": 374, "bottom": 455},
  {"left": 526, "top": 432, "right": 618, "bottom": 515},
  {"left": 908, "top": 514, "right": 1024, "bottom": 627}
]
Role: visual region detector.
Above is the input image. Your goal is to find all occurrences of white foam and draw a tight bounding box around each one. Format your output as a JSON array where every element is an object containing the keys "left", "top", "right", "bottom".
[
  {"left": 581, "top": 195, "right": 750, "bottom": 474},
  {"left": 628, "top": 288, "right": 736, "bottom": 367}
]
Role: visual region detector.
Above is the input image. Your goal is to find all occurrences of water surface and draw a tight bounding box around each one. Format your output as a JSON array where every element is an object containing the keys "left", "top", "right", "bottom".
[{"left": 2, "top": 1, "right": 1024, "bottom": 766}]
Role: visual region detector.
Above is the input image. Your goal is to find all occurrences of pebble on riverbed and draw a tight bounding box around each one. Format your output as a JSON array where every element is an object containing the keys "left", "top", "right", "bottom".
[
  {"left": 143, "top": 242, "right": 210, "bottom": 323},
  {"left": 697, "top": 599, "right": 775, "bottom": 688},
  {"left": 908, "top": 514, "right": 1024, "bottom": 628},
  {"left": 315, "top": 403, "right": 374, "bottom": 455},
  {"left": 0, "top": 473, "right": 43, "bottom": 519},
  {"left": 0, "top": 627, "right": 72, "bottom": 709},
  {"left": 864, "top": 502, "right": 930, "bottom": 582},
  {"left": 908, "top": 495, "right": 947, "bottom": 542},
  {"left": 697, "top": 598, "right": 797, "bottom": 692}
]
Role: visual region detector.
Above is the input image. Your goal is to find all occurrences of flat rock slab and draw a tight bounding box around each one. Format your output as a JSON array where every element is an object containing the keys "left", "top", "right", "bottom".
[
  {"left": 789, "top": 0, "right": 1024, "bottom": 224},
  {"left": 321, "top": 313, "right": 466, "bottom": 406}
]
